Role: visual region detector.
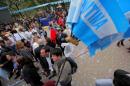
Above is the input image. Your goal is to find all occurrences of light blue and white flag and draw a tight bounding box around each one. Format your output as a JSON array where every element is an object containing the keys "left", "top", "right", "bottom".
[
  {"left": 117, "top": 0, "right": 130, "bottom": 18},
  {"left": 67, "top": 0, "right": 129, "bottom": 56},
  {"left": 117, "top": 0, "right": 130, "bottom": 38}
]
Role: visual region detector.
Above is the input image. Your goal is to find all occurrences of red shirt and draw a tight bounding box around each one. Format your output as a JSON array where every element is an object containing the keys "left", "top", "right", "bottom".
[
  {"left": 50, "top": 28, "right": 57, "bottom": 43},
  {"left": 57, "top": 17, "right": 64, "bottom": 27}
]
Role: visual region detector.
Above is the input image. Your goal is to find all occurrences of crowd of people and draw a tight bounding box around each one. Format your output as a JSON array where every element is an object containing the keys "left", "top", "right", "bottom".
[
  {"left": 1, "top": 4, "right": 130, "bottom": 86},
  {"left": 0, "top": 7, "right": 78, "bottom": 86}
]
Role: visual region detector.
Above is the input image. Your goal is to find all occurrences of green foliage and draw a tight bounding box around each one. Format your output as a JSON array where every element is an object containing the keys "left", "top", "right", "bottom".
[
  {"left": 6, "top": 0, "right": 61, "bottom": 11},
  {"left": 6, "top": 0, "right": 66, "bottom": 18},
  {"left": 0, "top": 2, "right": 7, "bottom": 6}
]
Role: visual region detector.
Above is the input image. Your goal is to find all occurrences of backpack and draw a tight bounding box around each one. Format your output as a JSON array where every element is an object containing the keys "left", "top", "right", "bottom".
[{"left": 66, "top": 57, "right": 78, "bottom": 74}]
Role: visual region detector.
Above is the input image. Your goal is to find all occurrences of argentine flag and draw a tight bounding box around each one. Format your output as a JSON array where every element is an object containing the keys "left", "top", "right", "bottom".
[
  {"left": 117, "top": 0, "right": 130, "bottom": 38},
  {"left": 67, "top": 0, "right": 129, "bottom": 56}
]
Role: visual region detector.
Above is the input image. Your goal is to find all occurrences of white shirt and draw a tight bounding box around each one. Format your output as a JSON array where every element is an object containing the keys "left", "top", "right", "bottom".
[
  {"left": 25, "top": 31, "right": 32, "bottom": 40},
  {"left": 19, "top": 32, "right": 27, "bottom": 40},
  {"left": 46, "top": 57, "right": 53, "bottom": 71},
  {"left": 13, "top": 33, "right": 22, "bottom": 41},
  {"left": 32, "top": 42, "right": 39, "bottom": 51}
]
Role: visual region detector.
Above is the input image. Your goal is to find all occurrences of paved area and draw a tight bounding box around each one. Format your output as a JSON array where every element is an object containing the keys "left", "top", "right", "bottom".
[{"left": 72, "top": 39, "right": 130, "bottom": 86}]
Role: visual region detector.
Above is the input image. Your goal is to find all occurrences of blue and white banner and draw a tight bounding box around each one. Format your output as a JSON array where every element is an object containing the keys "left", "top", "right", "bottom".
[
  {"left": 117, "top": 0, "right": 130, "bottom": 18},
  {"left": 67, "top": 0, "right": 129, "bottom": 56},
  {"left": 67, "top": 0, "right": 82, "bottom": 24},
  {"left": 117, "top": 0, "right": 130, "bottom": 38}
]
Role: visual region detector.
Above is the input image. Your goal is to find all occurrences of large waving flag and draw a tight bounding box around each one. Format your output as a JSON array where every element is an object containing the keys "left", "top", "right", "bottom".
[
  {"left": 117, "top": 0, "right": 130, "bottom": 38},
  {"left": 67, "top": 0, "right": 129, "bottom": 56}
]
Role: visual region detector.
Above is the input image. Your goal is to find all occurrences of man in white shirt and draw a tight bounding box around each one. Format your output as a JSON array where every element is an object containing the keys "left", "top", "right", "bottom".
[
  {"left": 18, "top": 28, "right": 27, "bottom": 40},
  {"left": 11, "top": 30, "right": 23, "bottom": 41},
  {"left": 40, "top": 46, "right": 54, "bottom": 77}
]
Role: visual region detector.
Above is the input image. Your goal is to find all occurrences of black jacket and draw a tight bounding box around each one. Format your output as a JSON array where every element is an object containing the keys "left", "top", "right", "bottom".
[
  {"left": 0, "top": 45, "right": 12, "bottom": 56},
  {"left": 21, "top": 64, "right": 43, "bottom": 86},
  {"left": 2, "top": 61, "right": 14, "bottom": 73},
  {"left": 0, "top": 53, "right": 14, "bottom": 73},
  {"left": 34, "top": 45, "right": 44, "bottom": 60},
  {"left": 39, "top": 57, "right": 54, "bottom": 72}
]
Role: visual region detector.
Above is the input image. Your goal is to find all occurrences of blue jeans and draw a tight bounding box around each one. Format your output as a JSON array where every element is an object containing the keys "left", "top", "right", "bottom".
[{"left": 0, "top": 68, "right": 9, "bottom": 86}]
